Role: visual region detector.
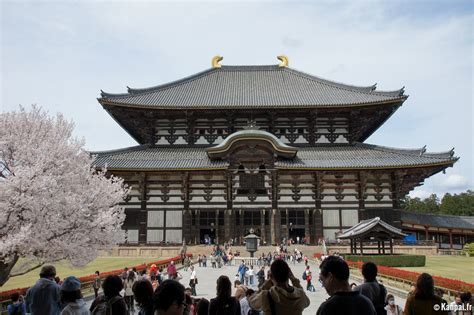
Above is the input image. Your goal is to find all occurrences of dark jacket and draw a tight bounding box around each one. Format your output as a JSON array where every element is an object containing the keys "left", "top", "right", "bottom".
[
  {"left": 25, "top": 278, "right": 61, "bottom": 315},
  {"left": 317, "top": 291, "right": 376, "bottom": 315},
  {"left": 209, "top": 297, "right": 241, "bottom": 315},
  {"left": 90, "top": 294, "right": 128, "bottom": 315}
]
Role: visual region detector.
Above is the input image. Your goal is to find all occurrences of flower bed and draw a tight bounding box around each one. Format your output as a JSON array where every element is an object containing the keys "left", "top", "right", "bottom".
[
  {"left": 0, "top": 253, "right": 191, "bottom": 302},
  {"left": 347, "top": 260, "right": 474, "bottom": 293}
]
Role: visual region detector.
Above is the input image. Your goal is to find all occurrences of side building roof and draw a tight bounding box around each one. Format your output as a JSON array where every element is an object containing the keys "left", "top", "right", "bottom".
[
  {"left": 99, "top": 65, "right": 407, "bottom": 109},
  {"left": 91, "top": 142, "right": 456, "bottom": 171},
  {"left": 400, "top": 211, "right": 474, "bottom": 231}
]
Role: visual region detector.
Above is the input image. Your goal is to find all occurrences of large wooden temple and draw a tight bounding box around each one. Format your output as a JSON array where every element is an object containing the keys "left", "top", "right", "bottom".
[{"left": 93, "top": 56, "right": 457, "bottom": 246}]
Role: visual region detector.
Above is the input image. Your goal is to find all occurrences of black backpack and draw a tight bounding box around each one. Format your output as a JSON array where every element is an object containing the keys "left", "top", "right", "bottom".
[{"left": 374, "top": 284, "right": 387, "bottom": 315}]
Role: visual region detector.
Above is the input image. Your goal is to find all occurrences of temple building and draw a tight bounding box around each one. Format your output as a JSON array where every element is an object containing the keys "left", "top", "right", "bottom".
[{"left": 93, "top": 56, "right": 457, "bottom": 245}]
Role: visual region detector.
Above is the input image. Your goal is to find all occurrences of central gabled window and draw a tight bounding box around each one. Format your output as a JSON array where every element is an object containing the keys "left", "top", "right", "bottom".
[{"left": 237, "top": 165, "right": 267, "bottom": 195}]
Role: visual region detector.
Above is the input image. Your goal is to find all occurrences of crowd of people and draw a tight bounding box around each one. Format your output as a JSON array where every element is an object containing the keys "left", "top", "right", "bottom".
[{"left": 5, "top": 251, "right": 473, "bottom": 315}]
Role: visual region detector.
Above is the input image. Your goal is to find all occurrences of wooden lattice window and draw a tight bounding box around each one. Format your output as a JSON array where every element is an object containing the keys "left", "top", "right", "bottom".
[{"left": 237, "top": 165, "right": 267, "bottom": 195}]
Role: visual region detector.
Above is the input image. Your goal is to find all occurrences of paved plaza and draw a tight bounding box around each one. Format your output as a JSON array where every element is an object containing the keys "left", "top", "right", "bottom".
[{"left": 87, "top": 258, "right": 406, "bottom": 314}]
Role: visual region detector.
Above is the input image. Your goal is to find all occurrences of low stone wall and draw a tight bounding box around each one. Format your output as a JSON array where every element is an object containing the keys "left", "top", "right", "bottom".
[
  {"left": 100, "top": 246, "right": 181, "bottom": 257},
  {"left": 327, "top": 245, "right": 437, "bottom": 256}
]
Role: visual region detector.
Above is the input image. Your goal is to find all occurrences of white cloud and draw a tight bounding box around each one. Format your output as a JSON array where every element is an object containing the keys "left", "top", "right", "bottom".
[
  {"left": 436, "top": 174, "right": 469, "bottom": 190},
  {"left": 409, "top": 189, "right": 433, "bottom": 200}
]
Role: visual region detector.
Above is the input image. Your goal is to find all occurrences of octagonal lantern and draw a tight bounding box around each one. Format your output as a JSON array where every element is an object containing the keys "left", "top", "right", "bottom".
[{"left": 244, "top": 229, "right": 261, "bottom": 257}]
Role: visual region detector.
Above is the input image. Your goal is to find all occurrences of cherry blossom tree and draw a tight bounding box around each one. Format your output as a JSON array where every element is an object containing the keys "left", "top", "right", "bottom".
[{"left": 0, "top": 106, "right": 129, "bottom": 286}]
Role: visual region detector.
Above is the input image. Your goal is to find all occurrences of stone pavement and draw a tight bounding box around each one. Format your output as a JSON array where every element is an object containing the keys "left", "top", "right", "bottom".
[{"left": 87, "top": 259, "right": 406, "bottom": 314}]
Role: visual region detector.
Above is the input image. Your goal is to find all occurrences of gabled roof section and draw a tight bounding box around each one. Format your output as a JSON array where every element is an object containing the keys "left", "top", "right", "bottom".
[
  {"left": 400, "top": 211, "right": 474, "bottom": 231},
  {"left": 99, "top": 65, "right": 407, "bottom": 109},
  {"left": 206, "top": 128, "right": 298, "bottom": 159},
  {"left": 91, "top": 142, "right": 457, "bottom": 171},
  {"left": 339, "top": 217, "right": 406, "bottom": 239}
]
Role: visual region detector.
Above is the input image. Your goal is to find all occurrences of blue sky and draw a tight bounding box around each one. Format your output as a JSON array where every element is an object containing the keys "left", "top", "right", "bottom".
[{"left": 1, "top": 0, "right": 472, "bottom": 199}]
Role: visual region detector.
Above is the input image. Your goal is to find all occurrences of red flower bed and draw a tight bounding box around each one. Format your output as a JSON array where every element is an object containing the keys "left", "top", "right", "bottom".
[
  {"left": 0, "top": 253, "right": 192, "bottom": 302},
  {"left": 347, "top": 260, "right": 474, "bottom": 293},
  {"left": 313, "top": 253, "right": 323, "bottom": 259}
]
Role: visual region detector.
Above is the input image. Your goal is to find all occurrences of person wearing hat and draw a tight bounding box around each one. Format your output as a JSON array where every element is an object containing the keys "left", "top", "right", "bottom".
[
  {"left": 25, "top": 265, "right": 61, "bottom": 315},
  {"left": 60, "top": 276, "right": 90, "bottom": 315}
]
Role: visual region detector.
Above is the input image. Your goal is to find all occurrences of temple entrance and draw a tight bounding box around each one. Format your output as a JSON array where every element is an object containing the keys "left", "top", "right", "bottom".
[
  {"left": 289, "top": 228, "right": 305, "bottom": 244},
  {"left": 200, "top": 229, "right": 216, "bottom": 245}
]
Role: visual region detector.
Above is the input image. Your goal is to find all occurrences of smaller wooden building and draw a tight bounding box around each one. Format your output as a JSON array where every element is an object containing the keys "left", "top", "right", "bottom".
[
  {"left": 339, "top": 217, "right": 406, "bottom": 254},
  {"left": 400, "top": 211, "right": 474, "bottom": 249}
]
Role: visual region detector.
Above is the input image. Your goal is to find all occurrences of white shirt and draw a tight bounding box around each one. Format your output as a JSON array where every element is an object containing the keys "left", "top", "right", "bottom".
[
  {"left": 240, "top": 297, "right": 250, "bottom": 315},
  {"left": 190, "top": 270, "right": 196, "bottom": 280}
]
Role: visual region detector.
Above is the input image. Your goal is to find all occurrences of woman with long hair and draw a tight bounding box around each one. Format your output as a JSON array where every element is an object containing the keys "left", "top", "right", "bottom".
[
  {"left": 124, "top": 270, "right": 136, "bottom": 313},
  {"left": 404, "top": 273, "right": 448, "bottom": 315},
  {"left": 209, "top": 275, "right": 241, "bottom": 315},
  {"left": 132, "top": 280, "right": 153, "bottom": 315}
]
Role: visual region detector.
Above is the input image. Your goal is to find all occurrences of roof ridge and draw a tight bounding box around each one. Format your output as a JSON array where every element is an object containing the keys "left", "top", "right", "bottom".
[
  {"left": 89, "top": 144, "right": 150, "bottom": 156},
  {"left": 101, "top": 68, "right": 217, "bottom": 99},
  {"left": 359, "top": 142, "right": 455, "bottom": 159},
  {"left": 283, "top": 67, "right": 405, "bottom": 97}
]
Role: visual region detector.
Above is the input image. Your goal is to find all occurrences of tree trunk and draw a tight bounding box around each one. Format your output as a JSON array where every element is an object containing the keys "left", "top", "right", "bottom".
[{"left": 0, "top": 255, "right": 19, "bottom": 287}]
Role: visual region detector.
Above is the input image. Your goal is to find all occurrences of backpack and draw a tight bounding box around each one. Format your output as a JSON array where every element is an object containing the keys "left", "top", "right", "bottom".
[
  {"left": 91, "top": 295, "right": 123, "bottom": 315},
  {"left": 374, "top": 284, "right": 387, "bottom": 315},
  {"left": 302, "top": 271, "right": 307, "bottom": 280}
]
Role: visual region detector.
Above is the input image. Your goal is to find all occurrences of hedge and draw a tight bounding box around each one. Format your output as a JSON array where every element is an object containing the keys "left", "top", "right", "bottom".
[{"left": 342, "top": 254, "right": 426, "bottom": 267}]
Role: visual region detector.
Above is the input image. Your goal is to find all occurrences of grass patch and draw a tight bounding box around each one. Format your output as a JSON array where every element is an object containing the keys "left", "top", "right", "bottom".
[
  {"left": 343, "top": 254, "right": 425, "bottom": 267},
  {"left": 399, "top": 255, "right": 474, "bottom": 283},
  {"left": 1, "top": 257, "right": 152, "bottom": 292}
]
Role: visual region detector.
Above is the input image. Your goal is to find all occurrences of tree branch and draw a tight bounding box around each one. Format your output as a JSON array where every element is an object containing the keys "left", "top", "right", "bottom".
[{"left": 10, "top": 257, "right": 65, "bottom": 278}]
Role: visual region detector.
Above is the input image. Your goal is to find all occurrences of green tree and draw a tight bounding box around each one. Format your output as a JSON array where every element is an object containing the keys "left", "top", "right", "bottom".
[{"left": 439, "top": 190, "right": 474, "bottom": 216}]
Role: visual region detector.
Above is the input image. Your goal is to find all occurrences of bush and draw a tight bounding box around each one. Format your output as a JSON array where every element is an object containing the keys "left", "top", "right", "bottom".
[
  {"left": 342, "top": 254, "right": 425, "bottom": 267},
  {"left": 461, "top": 243, "right": 474, "bottom": 257}
]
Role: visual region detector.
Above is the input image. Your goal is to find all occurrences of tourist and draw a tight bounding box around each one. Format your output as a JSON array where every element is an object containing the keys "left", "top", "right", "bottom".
[
  {"left": 248, "top": 259, "right": 310, "bottom": 315},
  {"left": 234, "top": 280, "right": 247, "bottom": 301},
  {"left": 385, "top": 294, "right": 403, "bottom": 315},
  {"left": 59, "top": 276, "right": 89, "bottom": 315},
  {"left": 158, "top": 267, "right": 164, "bottom": 284},
  {"left": 150, "top": 264, "right": 158, "bottom": 281},
  {"left": 184, "top": 292, "right": 194, "bottom": 315},
  {"left": 211, "top": 254, "right": 216, "bottom": 268},
  {"left": 354, "top": 262, "right": 386, "bottom": 315},
  {"left": 316, "top": 256, "right": 375, "bottom": 315},
  {"left": 198, "top": 254, "right": 202, "bottom": 267},
  {"left": 304, "top": 265, "right": 315, "bottom": 292},
  {"left": 238, "top": 261, "right": 246, "bottom": 284},
  {"left": 90, "top": 275, "right": 127, "bottom": 315},
  {"left": 121, "top": 267, "right": 129, "bottom": 280},
  {"left": 184, "top": 255, "right": 191, "bottom": 272},
  {"left": 209, "top": 275, "right": 241, "bottom": 315},
  {"left": 153, "top": 280, "right": 187, "bottom": 315},
  {"left": 403, "top": 273, "right": 448, "bottom": 315},
  {"left": 167, "top": 261, "right": 177, "bottom": 280},
  {"left": 202, "top": 255, "right": 207, "bottom": 267},
  {"left": 257, "top": 266, "right": 265, "bottom": 288},
  {"left": 140, "top": 269, "right": 149, "bottom": 282},
  {"left": 132, "top": 279, "right": 153, "bottom": 315},
  {"left": 189, "top": 265, "right": 197, "bottom": 296},
  {"left": 196, "top": 298, "right": 209, "bottom": 315},
  {"left": 92, "top": 271, "right": 102, "bottom": 299},
  {"left": 240, "top": 288, "right": 259, "bottom": 315},
  {"left": 248, "top": 265, "right": 255, "bottom": 286},
  {"left": 7, "top": 292, "right": 26, "bottom": 315},
  {"left": 460, "top": 292, "right": 473, "bottom": 315},
  {"left": 25, "top": 265, "right": 61, "bottom": 315},
  {"left": 124, "top": 270, "right": 137, "bottom": 313}
]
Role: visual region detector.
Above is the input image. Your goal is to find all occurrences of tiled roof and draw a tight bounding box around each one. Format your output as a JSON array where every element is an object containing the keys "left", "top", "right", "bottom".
[
  {"left": 339, "top": 217, "right": 406, "bottom": 239},
  {"left": 91, "top": 143, "right": 456, "bottom": 170},
  {"left": 99, "top": 65, "right": 407, "bottom": 109},
  {"left": 401, "top": 211, "right": 474, "bottom": 230}
]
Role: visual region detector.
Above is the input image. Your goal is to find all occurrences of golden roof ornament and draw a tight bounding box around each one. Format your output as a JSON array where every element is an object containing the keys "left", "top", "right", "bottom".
[
  {"left": 212, "top": 55, "right": 223, "bottom": 68},
  {"left": 277, "top": 55, "right": 289, "bottom": 67}
]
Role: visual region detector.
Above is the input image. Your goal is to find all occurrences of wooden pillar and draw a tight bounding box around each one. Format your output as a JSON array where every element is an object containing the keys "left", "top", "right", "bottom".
[
  {"left": 358, "top": 172, "right": 367, "bottom": 221},
  {"left": 382, "top": 240, "right": 385, "bottom": 254},
  {"left": 182, "top": 172, "right": 191, "bottom": 244},
  {"left": 424, "top": 226, "right": 429, "bottom": 240},
  {"left": 271, "top": 170, "right": 279, "bottom": 245},
  {"left": 260, "top": 209, "right": 266, "bottom": 245},
  {"left": 350, "top": 239, "right": 353, "bottom": 254},
  {"left": 449, "top": 230, "right": 453, "bottom": 249},
  {"left": 304, "top": 209, "right": 310, "bottom": 244},
  {"left": 137, "top": 172, "right": 149, "bottom": 244},
  {"left": 389, "top": 238, "right": 393, "bottom": 254},
  {"left": 314, "top": 173, "right": 323, "bottom": 241},
  {"left": 224, "top": 209, "right": 231, "bottom": 243},
  {"left": 360, "top": 238, "right": 363, "bottom": 255},
  {"left": 377, "top": 241, "right": 381, "bottom": 254},
  {"left": 226, "top": 171, "right": 233, "bottom": 242}
]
